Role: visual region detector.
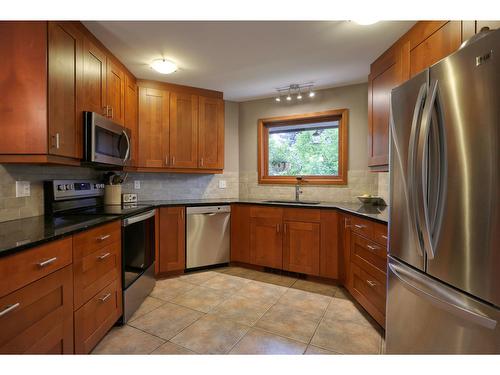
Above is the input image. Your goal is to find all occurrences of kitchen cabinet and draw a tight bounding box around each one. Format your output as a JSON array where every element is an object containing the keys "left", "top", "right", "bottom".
[
  {"left": 250, "top": 206, "right": 283, "bottom": 269},
  {"left": 283, "top": 220, "right": 320, "bottom": 275},
  {"left": 169, "top": 92, "right": 199, "bottom": 168},
  {"left": 81, "top": 36, "right": 107, "bottom": 117},
  {"left": 138, "top": 87, "right": 170, "bottom": 168},
  {"left": 124, "top": 74, "right": 138, "bottom": 167},
  {"left": 106, "top": 59, "right": 126, "bottom": 125},
  {"left": 198, "top": 96, "right": 224, "bottom": 169},
  {"left": 230, "top": 204, "right": 251, "bottom": 263},
  {"left": 320, "top": 210, "right": 340, "bottom": 279},
  {"left": 158, "top": 206, "right": 186, "bottom": 274}
]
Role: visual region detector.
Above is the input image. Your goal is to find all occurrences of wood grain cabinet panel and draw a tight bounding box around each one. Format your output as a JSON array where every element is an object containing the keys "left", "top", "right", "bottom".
[
  {"left": 283, "top": 221, "right": 320, "bottom": 275},
  {"left": 106, "top": 59, "right": 125, "bottom": 125},
  {"left": 319, "top": 210, "right": 340, "bottom": 279},
  {"left": 170, "top": 92, "right": 198, "bottom": 168},
  {"left": 124, "top": 74, "right": 138, "bottom": 167},
  {"left": 198, "top": 96, "right": 224, "bottom": 169},
  {"left": 230, "top": 204, "right": 251, "bottom": 263},
  {"left": 48, "top": 21, "right": 82, "bottom": 159},
  {"left": 138, "top": 87, "right": 170, "bottom": 168},
  {"left": 158, "top": 207, "right": 186, "bottom": 273},
  {"left": 0, "top": 265, "right": 73, "bottom": 354},
  {"left": 250, "top": 216, "right": 283, "bottom": 269},
  {"left": 73, "top": 221, "right": 121, "bottom": 257},
  {"left": 81, "top": 37, "right": 107, "bottom": 116}
]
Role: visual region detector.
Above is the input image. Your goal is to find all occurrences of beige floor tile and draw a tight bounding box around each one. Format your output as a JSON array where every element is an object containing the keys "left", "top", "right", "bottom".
[
  {"left": 221, "top": 266, "right": 259, "bottom": 279},
  {"left": 255, "top": 303, "right": 321, "bottom": 343},
  {"left": 291, "top": 279, "right": 339, "bottom": 297},
  {"left": 323, "top": 297, "right": 377, "bottom": 327},
  {"left": 311, "top": 319, "right": 381, "bottom": 354},
  {"left": 128, "top": 302, "right": 203, "bottom": 340},
  {"left": 252, "top": 272, "right": 297, "bottom": 287},
  {"left": 334, "top": 287, "right": 353, "bottom": 300},
  {"left": 128, "top": 297, "right": 166, "bottom": 322},
  {"left": 171, "top": 314, "right": 249, "bottom": 354},
  {"left": 172, "top": 286, "right": 230, "bottom": 312},
  {"left": 238, "top": 280, "right": 287, "bottom": 304},
  {"left": 304, "top": 345, "right": 338, "bottom": 355},
  {"left": 179, "top": 270, "right": 219, "bottom": 285},
  {"left": 151, "top": 341, "right": 196, "bottom": 355},
  {"left": 277, "top": 288, "right": 332, "bottom": 319},
  {"left": 92, "top": 325, "right": 164, "bottom": 354},
  {"left": 209, "top": 294, "right": 273, "bottom": 326},
  {"left": 229, "top": 329, "right": 306, "bottom": 354},
  {"left": 150, "top": 278, "right": 196, "bottom": 301},
  {"left": 200, "top": 273, "right": 251, "bottom": 293}
]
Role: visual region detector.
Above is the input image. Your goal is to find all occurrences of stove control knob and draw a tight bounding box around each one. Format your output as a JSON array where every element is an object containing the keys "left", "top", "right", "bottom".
[
  {"left": 65, "top": 184, "right": 73, "bottom": 190},
  {"left": 57, "top": 184, "right": 65, "bottom": 191}
]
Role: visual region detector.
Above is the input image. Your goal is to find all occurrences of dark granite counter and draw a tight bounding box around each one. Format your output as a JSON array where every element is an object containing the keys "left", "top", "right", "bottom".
[{"left": 0, "top": 198, "right": 388, "bottom": 258}]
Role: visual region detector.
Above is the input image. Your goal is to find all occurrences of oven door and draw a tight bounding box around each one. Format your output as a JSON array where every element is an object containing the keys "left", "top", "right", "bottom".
[
  {"left": 84, "top": 111, "right": 131, "bottom": 166},
  {"left": 122, "top": 210, "right": 156, "bottom": 290}
]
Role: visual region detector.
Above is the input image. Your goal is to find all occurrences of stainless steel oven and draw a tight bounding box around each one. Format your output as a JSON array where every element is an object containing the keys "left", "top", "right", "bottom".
[{"left": 84, "top": 111, "right": 131, "bottom": 167}]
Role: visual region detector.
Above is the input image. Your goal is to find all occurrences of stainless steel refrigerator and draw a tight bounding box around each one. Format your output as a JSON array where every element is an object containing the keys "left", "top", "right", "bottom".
[{"left": 386, "top": 28, "right": 500, "bottom": 354}]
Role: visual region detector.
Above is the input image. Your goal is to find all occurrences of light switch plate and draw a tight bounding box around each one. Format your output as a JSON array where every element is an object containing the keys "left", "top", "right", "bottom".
[
  {"left": 218, "top": 180, "right": 227, "bottom": 189},
  {"left": 15, "top": 181, "right": 30, "bottom": 197},
  {"left": 134, "top": 180, "right": 141, "bottom": 189}
]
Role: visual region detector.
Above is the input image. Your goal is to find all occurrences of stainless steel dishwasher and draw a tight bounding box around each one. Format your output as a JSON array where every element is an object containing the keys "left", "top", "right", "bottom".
[{"left": 186, "top": 205, "right": 231, "bottom": 269}]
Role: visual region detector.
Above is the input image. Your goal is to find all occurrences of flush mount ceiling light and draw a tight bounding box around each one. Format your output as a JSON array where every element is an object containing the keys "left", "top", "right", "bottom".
[
  {"left": 275, "top": 83, "right": 314, "bottom": 103},
  {"left": 151, "top": 59, "right": 178, "bottom": 74},
  {"left": 353, "top": 20, "right": 380, "bottom": 25}
]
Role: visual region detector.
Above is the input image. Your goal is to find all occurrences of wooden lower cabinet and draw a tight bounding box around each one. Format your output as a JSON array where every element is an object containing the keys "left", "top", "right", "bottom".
[
  {"left": 250, "top": 216, "right": 283, "bottom": 269},
  {"left": 74, "top": 279, "right": 122, "bottom": 354},
  {"left": 230, "top": 204, "right": 251, "bottom": 263},
  {"left": 158, "top": 206, "right": 186, "bottom": 274},
  {"left": 283, "top": 220, "right": 320, "bottom": 275},
  {"left": 0, "top": 265, "right": 74, "bottom": 354}
]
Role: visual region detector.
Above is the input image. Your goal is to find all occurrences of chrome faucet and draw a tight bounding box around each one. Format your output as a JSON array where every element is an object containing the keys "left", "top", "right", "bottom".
[{"left": 295, "top": 177, "right": 303, "bottom": 202}]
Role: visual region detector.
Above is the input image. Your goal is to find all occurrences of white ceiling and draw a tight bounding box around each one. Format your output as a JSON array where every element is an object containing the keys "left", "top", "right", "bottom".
[{"left": 83, "top": 21, "right": 415, "bottom": 102}]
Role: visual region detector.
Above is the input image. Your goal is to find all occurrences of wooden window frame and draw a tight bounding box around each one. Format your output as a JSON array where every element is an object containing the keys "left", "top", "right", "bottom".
[{"left": 258, "top": 109, "right": 348, "bottom": 185}]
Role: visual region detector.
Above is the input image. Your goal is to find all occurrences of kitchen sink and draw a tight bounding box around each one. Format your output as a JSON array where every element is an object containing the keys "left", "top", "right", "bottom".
[{"left": 264, "top": 200, "right": 321, "bottom": 205}]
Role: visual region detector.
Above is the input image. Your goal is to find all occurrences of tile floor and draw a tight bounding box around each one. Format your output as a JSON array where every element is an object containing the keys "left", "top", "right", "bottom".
[{"left": 92, "top": 266, "right": 384, "bottom": 355}]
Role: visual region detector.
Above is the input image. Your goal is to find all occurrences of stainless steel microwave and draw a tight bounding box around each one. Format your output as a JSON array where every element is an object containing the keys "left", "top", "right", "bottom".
[{"left": 83, "top": 111, "right": 131, "bottom": 167}]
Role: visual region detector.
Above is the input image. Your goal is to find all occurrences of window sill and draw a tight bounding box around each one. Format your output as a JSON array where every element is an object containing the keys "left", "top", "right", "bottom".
[{"left": 258, "top": 176, "right": 348, "bottom": 185}]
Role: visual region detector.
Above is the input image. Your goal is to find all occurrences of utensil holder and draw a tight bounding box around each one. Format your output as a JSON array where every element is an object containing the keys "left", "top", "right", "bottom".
[{"left": 104, "top": 185, "right": 122, "bottom": 205}]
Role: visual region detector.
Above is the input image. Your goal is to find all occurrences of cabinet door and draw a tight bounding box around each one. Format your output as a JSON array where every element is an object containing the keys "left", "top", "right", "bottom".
[
  {"left": 138, "top": 87, "right": 170, "bottom": 168},
  {"left": 124, "top": 75, "right": 138, "bottom": 167},
  {"left": 48, "top": 22, "right": 82, "bottom": 159},
  {"left": 82, "top": 37, "right": 107, "bottom": 117},
  {"left": 410, "top": 21, "right": 462, "bottom": 78},
  {"left": 320, "top": 210, "right": 340, "bottom": 279},
  {"left": 169, "top": 92, "right": 198, "bottom": 168},
  {"left": 250, "top": 217, "right": 283, "bottom": 269},
  {"left": 158, "top": 207, "right": 186, "bottom": 273},
  {"left": 198, "top": 96, "right": 224, "bottom": 169},
  {"left": 283, "top": 221, "right": 320, "bottom": 276},
  {"left": 230, "top": 204, "right": 251, "bottom": 263},
  {"left": 0, "top": 265, "right": 73, "bottom": 354},
  {"left": 106, "top": 59, "right": 125, "bottom": 125}
]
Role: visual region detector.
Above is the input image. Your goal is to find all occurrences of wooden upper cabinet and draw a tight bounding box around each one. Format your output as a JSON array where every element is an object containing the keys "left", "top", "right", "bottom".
[
  {"left": 410, "top": 21, "right": 462, "bottom": 78},
  {"left": 138, "top": 87, "right": 170, "bottom": 168},
  {"left": 81, "top": 37, "right": 107, "bottom": 117},
  {"left": 124, "top": 75, "right": 138, "bottom": 167},
  {"left": 283, "top": 220, "right": 320, "bottom": 276},
  {"left": 48, "top": 22, "right": 82, "bottom": 159},
  {"left": 158, "top": 207, "right": 186, "bottom": 273},
  {"left": 106, "top": 59, "right": 125, "bottom": 125},
  {"left": 198, "top": 96, "right": 224, "bottom": 169},
  {"left": 169, "top": 92, "right": 198, "bottom": 168},
  {"left": 0, "top": 22, "right": 48, "bottom": 155}
]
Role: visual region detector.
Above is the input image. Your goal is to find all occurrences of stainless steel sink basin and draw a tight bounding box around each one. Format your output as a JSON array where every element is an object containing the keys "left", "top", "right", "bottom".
[{"left": 264, "top": 200, "right": 321, "bottom": 205}]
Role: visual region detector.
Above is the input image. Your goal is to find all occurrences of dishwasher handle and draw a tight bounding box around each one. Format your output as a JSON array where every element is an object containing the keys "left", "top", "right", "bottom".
[{"left": 186, "top": 205, "right": 231, "bottom": 215}]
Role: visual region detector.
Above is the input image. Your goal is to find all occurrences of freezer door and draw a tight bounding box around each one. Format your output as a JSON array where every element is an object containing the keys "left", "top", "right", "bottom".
[
  {"left": 388, "top": 70, "right": 428, "bottom": 271},
  {"left": 386, "top": 257, "right": 500, "bottom": 354},
  {"left": 423, "top": 28, "right": 500, "bottom": 306}
]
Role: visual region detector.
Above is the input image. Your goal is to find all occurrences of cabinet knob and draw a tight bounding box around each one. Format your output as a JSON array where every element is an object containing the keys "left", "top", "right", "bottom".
[
  {"left": 200, "top": 158, "right": 204, "bottom": 167},
  {"left": 171, "top": 156, "right": 175, "bottom": 165},
  {"left": 0, "top": 303, "right": 20, "bottom": 317},
  {"left": 366, "top": 280, "right": 377, "bottom": 287},
  {"left": 37, "top": 257, "right": 57, "bottom": 267}
]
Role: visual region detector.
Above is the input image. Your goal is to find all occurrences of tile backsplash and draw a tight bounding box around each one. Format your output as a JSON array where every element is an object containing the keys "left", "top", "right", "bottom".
[{"left": 377, "top": 172, "right": 389, "bottom": 204}]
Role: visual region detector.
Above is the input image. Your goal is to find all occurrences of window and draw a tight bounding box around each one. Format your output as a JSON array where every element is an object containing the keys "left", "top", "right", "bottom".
[{"left": 258, "top": 109, "right": 348, "bottom": 185}]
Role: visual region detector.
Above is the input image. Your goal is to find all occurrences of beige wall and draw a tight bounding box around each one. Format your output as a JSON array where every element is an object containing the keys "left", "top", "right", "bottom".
[{"left": 238, "top": 83, "right": 378, "bottom": 202}]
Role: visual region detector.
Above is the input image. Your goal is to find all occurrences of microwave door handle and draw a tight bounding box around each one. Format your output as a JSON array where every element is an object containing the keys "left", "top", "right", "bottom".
[{"left": 122, "top": 130, "right": 131, "bottom": 163}]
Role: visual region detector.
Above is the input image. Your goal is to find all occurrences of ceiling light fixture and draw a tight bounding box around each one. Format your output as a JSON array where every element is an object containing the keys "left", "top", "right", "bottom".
[
  {"left": 297, "top": 87, "right": 302, "bottom": 100},
  {"left": 151, "top": 59, "right": 178, "bottom": 74},
  {"left": 275, "top": 83, "right": 314, "bottom": 103},
  {"left": 275, "top": 96, "right": 281, "bottom": 102},
  {"left": 353, "top": 20, "right": 379, "bottom": 26}
]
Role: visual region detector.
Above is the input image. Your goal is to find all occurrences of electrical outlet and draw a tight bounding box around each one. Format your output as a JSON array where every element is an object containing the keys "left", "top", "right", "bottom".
[
  {"left": 134, "top": 180, "right": 141, "bottom": 189},
  {"left": 15, "top": 181, "right": 31, "bottom": 197},
  {"left": 218, "top": 180, "right": 227, "bottom": 189}
]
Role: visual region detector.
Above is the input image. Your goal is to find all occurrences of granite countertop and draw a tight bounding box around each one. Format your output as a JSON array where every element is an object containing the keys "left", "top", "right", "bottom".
[{"left": 0, "top": 199, "right": 388, "bottom": 258}]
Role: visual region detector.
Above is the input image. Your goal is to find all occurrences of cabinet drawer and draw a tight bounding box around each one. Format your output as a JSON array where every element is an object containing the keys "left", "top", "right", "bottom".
[
  {"left": 350, "top": 263, "right": 386, "bottom": 322},
  {"left": 73, "top": 221, "right": 121, "bottom": 259},
  {"left": 73, "top": 241, "right": 121, "bottom": 309},
  {"left": 74, "top": 278, "right": 122, "bottom": 354},
  {"left": 283, "top": 208, "right": 320, "bottom": 223},
  {"left": 0, "top": 237, "right": 73, "bottom": 298},
  {"left": 350, "top": 216, "right": 374, "bottom": 239},
  {"left": 250, "top": 205, "right": 283, "bottom": 219},
  {"left": 0, "top": 265, "right": 73, "bottom": 354},
  {"left": 351, "top": 233, "right": 387, "bottom": 280},
  {"left": 373, "top": 223, "right": 388, "bottom": 247}
]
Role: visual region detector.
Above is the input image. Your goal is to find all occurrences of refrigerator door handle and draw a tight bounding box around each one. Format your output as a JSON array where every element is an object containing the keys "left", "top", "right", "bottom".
[{"left": 389, "top": 261, "right": 497, "bottom": 330}]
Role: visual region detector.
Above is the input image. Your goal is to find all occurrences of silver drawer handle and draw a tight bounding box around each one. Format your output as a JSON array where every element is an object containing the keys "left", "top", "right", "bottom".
[
  {"left": 367, "top": 280, "right": 377, "bottom": 287},
  {"left": 97, "top": 252, "right": 111, "bottom": 260},
  {"left": 381, "top": 235, "right": 388, "bottom": 240},
  {"left": 97, "top": 234, "right": 111, "bottom": 241},
  {"left": 354, "top": 224, "right": 366, "bottom": 229},
  {"left": 37, "top": 257, "right": 57, "bottom": 267},
  {"left": 0, "top": 303, "right": 20, "bottom": 317},
  {"left": 99, "top": 293, "right": 112, "bottom": 302},
  {"left": 367, "top": 245, "right": 379, "bottom": 251}
]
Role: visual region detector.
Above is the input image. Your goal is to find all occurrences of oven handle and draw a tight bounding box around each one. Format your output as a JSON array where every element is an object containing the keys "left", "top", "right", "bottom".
[{"left": 122, "top": 210, "right": 156, "bottom": 227}]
